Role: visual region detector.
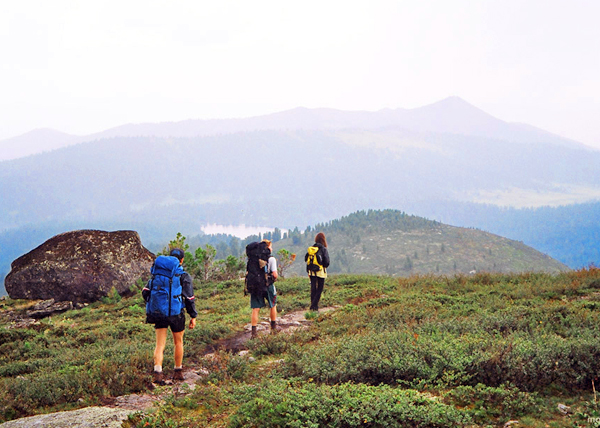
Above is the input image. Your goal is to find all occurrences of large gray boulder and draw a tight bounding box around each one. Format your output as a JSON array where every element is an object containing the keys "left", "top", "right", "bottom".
[
  {"left": 5, "top": 230, "right": 154, "bottom": 303},
  {"left": 0, "top": 406, "right": 132, "bottom": 428}
]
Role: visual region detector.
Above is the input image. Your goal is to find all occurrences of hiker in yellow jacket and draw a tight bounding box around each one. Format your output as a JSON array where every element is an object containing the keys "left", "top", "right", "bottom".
[{"left": 305, "top": 232, "right": 330, "bottom": 312}]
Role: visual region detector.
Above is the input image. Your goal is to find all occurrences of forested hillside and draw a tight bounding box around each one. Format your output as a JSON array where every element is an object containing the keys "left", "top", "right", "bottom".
[
  {"left": 420, "top": 201, "right": 600, "bottom": 268},
  {"left": 273, "top": 210, "right": 568, "bottom": 277}
]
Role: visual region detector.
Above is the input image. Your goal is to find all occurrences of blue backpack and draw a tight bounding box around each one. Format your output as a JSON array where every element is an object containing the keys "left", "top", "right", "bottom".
[{"left": 146, "top": 255, "right": 184, "bottom": 319}]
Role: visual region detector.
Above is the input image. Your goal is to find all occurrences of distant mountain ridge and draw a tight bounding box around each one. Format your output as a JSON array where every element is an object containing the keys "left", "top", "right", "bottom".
[
  {"left": 0, "top": 129, "right": 81, "bottom": 161},
  {"left": 2, "top": 127, "right": 598, "bottom": 231},
  {"left": 0, "top": 97, "right": 590, "bottom": 161},
  {"left": 73, "top": 97, "right": 595, "bottom": 149}
]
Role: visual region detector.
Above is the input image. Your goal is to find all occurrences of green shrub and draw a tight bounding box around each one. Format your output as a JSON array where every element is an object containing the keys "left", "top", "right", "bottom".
[
  {"left": 127, "top": 405, "right": 186, "bottom": 428},
  {"left": 198, "top": 350, "right": 252, "bottom": 384},
  {"left": 574, "top": 397, "right": 600, "bottom": 427},
  {"left": 304, "top": 310, "right": 319, "bottom": 320},
  {"left": 444, "top": 383, "right": 539, "bottom": 424},
  {"left": 248, "top": 332, "right": 290, "bottom": 357},
  {"left": 0, "top": 360, "right": 42, "bottom": 377},
  {"left": 127, "top": 383, "right": 232, "bottom": 428},
  {"left": 229, "top": 380, "right": 471, "bottom": 428},
  {"left": 473, "top": 331, "right": 600, "bottom": 390},
  {"left": 285, "top": 330, "right": 483, "bottom": 387},
  {"left": 101, "top": 287, "right": 122, "bottom": 304}
]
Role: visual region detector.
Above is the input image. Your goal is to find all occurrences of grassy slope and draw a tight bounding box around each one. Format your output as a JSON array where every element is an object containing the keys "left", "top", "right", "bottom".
[{"left": 1, "top": 268, "right": 600, "bottom": 427}]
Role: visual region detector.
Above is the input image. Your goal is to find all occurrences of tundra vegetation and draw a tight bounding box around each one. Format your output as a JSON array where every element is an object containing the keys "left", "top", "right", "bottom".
[{"left": 1, "top": 266, "right": 600, "bottom": 427}]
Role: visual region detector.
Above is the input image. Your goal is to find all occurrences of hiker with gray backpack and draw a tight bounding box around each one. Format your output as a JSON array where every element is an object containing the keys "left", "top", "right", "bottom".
[
  {"left": 143, "top": 248, "right": 197, "bottom": 384},
  {"left": 305, "top": 232, "right": 330, "bottom": 312}
]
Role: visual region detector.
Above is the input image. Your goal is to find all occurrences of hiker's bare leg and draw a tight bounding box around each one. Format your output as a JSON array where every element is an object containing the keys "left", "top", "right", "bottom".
[
  {"left": 172, "top": 330, "right": 184, "bottom": 368},
  {"left": 251, "top": 308, "right": 260, "bottom": 326},
  {"left": 154, "top": 328, "right": 168, "bottom": 367},
  {"left": 270, "top": 305, "right": 277, "bottom": 321}
]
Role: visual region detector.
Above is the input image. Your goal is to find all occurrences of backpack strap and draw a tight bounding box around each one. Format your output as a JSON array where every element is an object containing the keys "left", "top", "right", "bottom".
[{"left": 173, "top": 274, "right": 182, "bottom": 300}]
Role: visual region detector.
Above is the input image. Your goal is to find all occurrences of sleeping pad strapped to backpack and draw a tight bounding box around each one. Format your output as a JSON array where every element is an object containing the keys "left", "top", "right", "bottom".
[
  {"left": 145, "top": 255, "right": 184, "bottom": 320},
  {"left": 245, "top": 241, "right": 271, "bottom": 295}
]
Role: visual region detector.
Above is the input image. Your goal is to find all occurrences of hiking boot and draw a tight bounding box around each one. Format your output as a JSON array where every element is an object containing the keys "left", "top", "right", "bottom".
[
  {"left": 173, "top": 368, "right": 184, "bottom": 381},
  {"left": 251, "top": 325, "right": 258, "bottom": 339},
  {"left": 152, "top": 371, "right": 165, "bottom": 385}
]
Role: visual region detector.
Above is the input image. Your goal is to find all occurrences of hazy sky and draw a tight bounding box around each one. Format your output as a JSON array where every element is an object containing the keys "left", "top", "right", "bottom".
[{"left": 1, "top": 0, "right": 599, "bottom": 149}]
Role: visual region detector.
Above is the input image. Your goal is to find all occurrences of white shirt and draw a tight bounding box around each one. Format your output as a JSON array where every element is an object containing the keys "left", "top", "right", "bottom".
[{"left": 267, "top": 256, "right": 278, "bottom": 274}]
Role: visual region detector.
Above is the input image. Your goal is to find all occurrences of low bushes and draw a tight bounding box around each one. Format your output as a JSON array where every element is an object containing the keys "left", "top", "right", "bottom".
[
  {"left": 1, "top": 345, "right": 150, "bottom": 418},
  {"left": 286, "top": 308, "right": 600, "bottom": 392},
  {"left": 443, "top": 383, "right": 539, "bottom": 424},
  {"left": 229, "top": 380, "right": 471, "bottom": 428},
  {"left": 2, "top": 268, "right": 600, "bottom": 426}
]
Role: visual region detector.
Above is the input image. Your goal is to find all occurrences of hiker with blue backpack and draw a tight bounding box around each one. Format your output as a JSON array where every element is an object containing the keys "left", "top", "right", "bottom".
[
  {"left": 143, "top": 248, "right": 197, "bottom": 384},
  {"left": 305, "top": 232, "right": 330, "bottom": 312}
]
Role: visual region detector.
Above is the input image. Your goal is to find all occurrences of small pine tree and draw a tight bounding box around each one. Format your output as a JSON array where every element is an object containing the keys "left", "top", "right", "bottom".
[
  {"left": 277, "top": 248, "right": 296, "bottom": 278},
  {"left": 161, "top": 232, "right": 189, "bottom": 255}
]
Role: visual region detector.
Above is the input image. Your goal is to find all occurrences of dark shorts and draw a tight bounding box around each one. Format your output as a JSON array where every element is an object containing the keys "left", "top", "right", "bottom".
[
  {"left": 148, "top": 312, "right": 186, "bottom": 333},
  {"left": 250, "top": 284, "right": 277, "bottom": 309}
]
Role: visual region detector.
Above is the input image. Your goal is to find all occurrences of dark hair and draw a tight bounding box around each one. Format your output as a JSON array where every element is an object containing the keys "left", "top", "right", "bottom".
[
  {"left": 315, "top": 232, "right": 327, "bottom": 247},
  {"left": 170, "top": 248, "right": 184, "bottom": 261}
]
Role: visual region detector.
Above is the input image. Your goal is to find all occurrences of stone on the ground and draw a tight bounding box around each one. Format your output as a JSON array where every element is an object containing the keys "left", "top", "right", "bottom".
[{"left": 0, "top": 406, "right": 132, "bottom": 428}]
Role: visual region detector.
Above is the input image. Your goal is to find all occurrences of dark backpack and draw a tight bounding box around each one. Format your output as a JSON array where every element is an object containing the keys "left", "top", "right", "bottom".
[
  {"left": 305, "top": 245, "right": 324, "bottom": 273},
  {"left": 245, "top": 241, "right": 271, "bottom": 295},
  {"left": 145, "top": 255, "right": 184, "bottom": 319}
]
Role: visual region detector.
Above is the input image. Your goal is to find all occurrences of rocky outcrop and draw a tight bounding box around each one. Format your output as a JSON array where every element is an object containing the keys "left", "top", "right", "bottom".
[
  {"left": 5, "top": 230, "right": 154, "bottom": 303},
  {"left": 27, "top": 299, "right": 74, "bottom": 319},
  {"left": 0, "top": 406, "right": 132, "bottom": 428}
]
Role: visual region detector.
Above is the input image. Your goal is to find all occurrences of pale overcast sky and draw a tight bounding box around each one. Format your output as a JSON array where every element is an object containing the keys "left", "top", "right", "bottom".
[{"left": 1, "top": 0, "right": 599, "bottom": 149}]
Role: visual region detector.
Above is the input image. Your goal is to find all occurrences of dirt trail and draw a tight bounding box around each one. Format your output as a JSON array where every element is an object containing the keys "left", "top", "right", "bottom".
[
  {"left": 206, "top": 306, "right": 336, "bottom": 354},
  {"left": 110, "top": 307, "right": 337, "bottom": 412}
]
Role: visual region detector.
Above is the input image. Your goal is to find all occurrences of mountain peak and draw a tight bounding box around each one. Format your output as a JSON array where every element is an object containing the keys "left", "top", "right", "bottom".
[
  {"left": 414, "top": 96, "right": 497, "bottom": 119},
  {"left": 435, "top": 95, "right": 472, "bottom": 106}
]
